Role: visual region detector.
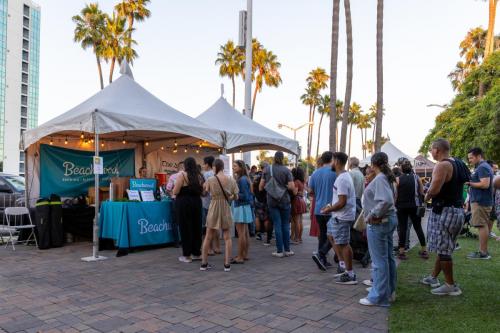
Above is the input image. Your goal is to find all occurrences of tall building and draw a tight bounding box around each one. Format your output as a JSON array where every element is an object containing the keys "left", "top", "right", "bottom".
[{"left": 0, "top": 0, "right": 40, "bottom": 176}]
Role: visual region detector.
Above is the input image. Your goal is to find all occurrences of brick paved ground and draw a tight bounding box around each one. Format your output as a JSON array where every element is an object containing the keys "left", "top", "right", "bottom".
[{"left": 0, "top": 218, "right": 390, "bottom": 333}]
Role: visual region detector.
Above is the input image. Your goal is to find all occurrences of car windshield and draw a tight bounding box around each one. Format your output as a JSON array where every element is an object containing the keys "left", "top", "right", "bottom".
[{"left": 3, "top": 176, "right": 25, "bottom": 192}]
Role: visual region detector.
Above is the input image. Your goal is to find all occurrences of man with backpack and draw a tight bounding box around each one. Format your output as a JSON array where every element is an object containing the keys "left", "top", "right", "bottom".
[
  {"left": 421, "top": 139, "right": 466, "bottom": 296},
  {"left": 466, "top": 148, "right": 494, "bottom": 260}
]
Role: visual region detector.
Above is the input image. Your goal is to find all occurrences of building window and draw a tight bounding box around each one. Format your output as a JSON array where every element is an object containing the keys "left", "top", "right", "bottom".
[
  {"left": 19, "top": 151, "right": 25, "bottom": 162},
  {"left": 21, "top": 117, "right": 27, "bottom": 129},
  {"left": 19, "top": 163, "right": 25, "bottom": 174},
  {"left": 23, "top": 39, "right": 29, "bottom": 50},
  {"left": 23, "top": 28, "right": 29, "bottom": 38},
  {"left": 23, "top": 17, "right": 29, "bottom": 28},
  {"left": 22, "top": 61, "right": 28, "bottom": 72},
  {"left": 23, "top": 5, "right": 30, "bottom": 16},
  {"left": 21, "top": 95, "right": 27, "bottom": 105},
  {"left": 22, "top": 50, "right": 28, "bottom": 61},
  {"left": 21, "top": 106, "right": 27, "bottom": 117},
  {"left": 22, "top": 73, "right": 28, "bottom": 83}
]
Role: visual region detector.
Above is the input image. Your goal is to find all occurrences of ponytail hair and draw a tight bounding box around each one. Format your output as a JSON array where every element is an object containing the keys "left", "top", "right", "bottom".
[
  {"left": 371, "top": 152, "right": 396, "bottom": 183},
  {"left": 214, "top": 159, "right": 225, "bottom": 174}
]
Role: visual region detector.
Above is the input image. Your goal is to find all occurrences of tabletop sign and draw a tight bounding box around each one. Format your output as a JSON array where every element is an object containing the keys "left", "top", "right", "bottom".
[
  {"left": 129, "top": 178, "right": 157, "bottom": 191},
  {"left": 93, "top": 156, "right": 103, "bottom": 175},
  {"left": 140, "top": 190, "right": 155, "bottom": 202},
  {"left": 126, "top": 189, "right": 141, "bottom": 201}
]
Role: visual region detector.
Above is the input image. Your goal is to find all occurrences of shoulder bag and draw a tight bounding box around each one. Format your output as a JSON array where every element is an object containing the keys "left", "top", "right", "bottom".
[
  {"left": 414, "top": 174, "right": 426, "bottom": 218},
  {"left": 264, "top": 165, "right": 287, "bottom": 202},
  {"left": 215, "top": 175, "right": 231, "bottom": 205}
]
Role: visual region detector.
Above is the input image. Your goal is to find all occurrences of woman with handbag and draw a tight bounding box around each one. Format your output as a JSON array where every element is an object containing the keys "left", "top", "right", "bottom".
[
  {"left": 232, "top": 160, "right": 254, "bottom": 263},
  {"left": 359, "top": 152, "right": 398, "bottom": 307},
  {"left": 395, "top": 159, "right": 428, "bottom": 260},
  {"left": 291, "top": 167, "right": 307, "bottom": 244},
  {"left": 201, "top": 159, "right": 239, "bottom": 272}
]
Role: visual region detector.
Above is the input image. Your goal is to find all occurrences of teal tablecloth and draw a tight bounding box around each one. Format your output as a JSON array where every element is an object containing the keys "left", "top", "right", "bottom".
[{"left": 99, "top": 201, "right": 174, "bottom": 249}]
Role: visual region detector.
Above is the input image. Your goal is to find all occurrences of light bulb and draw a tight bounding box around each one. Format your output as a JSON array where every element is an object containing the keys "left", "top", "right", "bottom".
[
  {"left": 64, "top": 137, "right": 68, "bottom": 145},
  {"left": 145, "top": 141, "right": 149, "bottom": 146},
  {"left": 80, "top": 132, "right": 84, "bottom": 139}
]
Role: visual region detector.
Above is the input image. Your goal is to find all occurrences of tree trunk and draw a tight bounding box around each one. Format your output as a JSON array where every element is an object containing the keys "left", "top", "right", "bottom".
[
  {"left": 109, "top": 57, "right": 116, "bottom": 83},
  {"left": 231, "top": 76, "right": 236, "bottom": 107},
  {"left": 340, "top": 0, "right": 353, "bottom": 153},
  {"left": 360, "top": 128, "right": 364, "bottom": 158},
  {"left": 348, "top": 124, "right": 353, "bottom": 157},
  {"left": 251, "top": 83, "right": 259, "bottom": 119},
  {"left": 329, "top": 0, "right": 341, "bottom": 152},
  {"left": 484, "top": 0, "right": 498, "bottom": 59},
  {"left": 308, "top": 106, "right": 316, "bottom": 161},
  {"left": 375, "top": 0, "right": 384, "bottom": 152},
  {"left": 316, "top": 113, "right": 325, "bottom": 158},
  {"left": 96, "top": 53, "right": 104, "bottom": 90},
  {"left": 364, "top": 127, "right": 368, "bottom": 158},
  {"left": 306, "top": 105, "right": 313, "bottom": 161},
  {"left": 336, "top": 126, "right": 339, "bottom": 151},
  {"left": 128, "top": 15, "right": 134, "bottom": 48}
]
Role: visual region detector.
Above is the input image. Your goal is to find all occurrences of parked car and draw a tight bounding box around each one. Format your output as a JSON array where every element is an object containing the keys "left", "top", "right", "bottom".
[{"left": 0, "top": 174, "right": 25, "bottom": 217}]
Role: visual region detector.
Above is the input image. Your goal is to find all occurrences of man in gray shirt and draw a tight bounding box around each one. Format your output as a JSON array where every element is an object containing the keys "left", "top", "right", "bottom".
[{"left": 349, "top": 157, "right": 364, "bottom": 213}]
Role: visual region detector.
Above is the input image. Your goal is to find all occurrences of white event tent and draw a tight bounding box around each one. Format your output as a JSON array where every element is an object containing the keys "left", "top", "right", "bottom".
[
  {"left": 196, "top": 97, "right": 299, "bottom": 155},
  {"left": 360, "top": 141, "right": 414, "bottom": 166},
  {"left": 21, "top": 63, "right": 224, "bottom": 261}
]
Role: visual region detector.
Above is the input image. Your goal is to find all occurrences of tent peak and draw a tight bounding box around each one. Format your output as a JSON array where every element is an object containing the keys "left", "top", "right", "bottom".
[{"left": 120, "top": 60, "right": 134, "bottom": 79}]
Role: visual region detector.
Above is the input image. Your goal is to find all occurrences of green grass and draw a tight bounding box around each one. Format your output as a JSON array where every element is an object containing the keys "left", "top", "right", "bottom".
[{"left": 389, "top": 227, "right": 500, "bottom": 333}]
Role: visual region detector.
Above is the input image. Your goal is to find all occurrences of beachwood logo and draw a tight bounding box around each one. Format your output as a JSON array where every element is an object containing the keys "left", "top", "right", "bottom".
[
  {"left": 62, "top": 162, "right": 120, "bottom": 177},
  {"left": 138, "top": 218, "right": 172, "bottom": 234}
]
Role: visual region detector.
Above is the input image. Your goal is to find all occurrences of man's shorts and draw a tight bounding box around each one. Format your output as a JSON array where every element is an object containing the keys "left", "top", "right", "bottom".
[
  {"left": 427, "top": 207, "right": 465, "bottom": 256},
  {"left": 471, "top": 203, "right": 492, "bottom": 227},
  {"left": 327, "top": 218, "right": 353, "bottom": 245}
]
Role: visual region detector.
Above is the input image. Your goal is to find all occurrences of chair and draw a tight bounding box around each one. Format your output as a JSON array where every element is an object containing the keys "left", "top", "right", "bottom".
[{"left": 3, "top": 207, "right": 38, "bottom": 250}]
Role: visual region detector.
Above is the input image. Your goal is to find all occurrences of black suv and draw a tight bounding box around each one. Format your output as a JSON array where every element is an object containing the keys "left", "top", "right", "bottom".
[{"left": 0, "top": 174, "right": 25, "bottom": 216}]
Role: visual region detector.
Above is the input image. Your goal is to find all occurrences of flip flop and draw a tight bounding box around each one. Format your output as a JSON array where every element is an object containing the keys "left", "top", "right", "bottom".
[{"left": 230, "top": 258, "right": 244, "bottom": 264}]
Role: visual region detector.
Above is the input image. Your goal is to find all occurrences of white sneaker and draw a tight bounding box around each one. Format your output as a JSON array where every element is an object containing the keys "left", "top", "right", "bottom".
[
  {"left": 489, "top": 232, "right": 498, "bottom": 239},
  {"left": 284, "top": 251, "right": 295, "bottom": 257},
  {"left": 421, "top": 275, "right": 440, "bottom": 288},
  {"left": 272, "top": 252, "right": 284, "bottom": 258},
  {"left": 362, "top": 279, "right": 373, "bottom": 287},
  {"left": 390, "top": 291, "right": 396, "bottom": 303},
  {"left": 178, "top": 256, "right": 192, "bottom": 263},
  {"left": 359, "top": 297, "right": 376, "bottom": 306}
]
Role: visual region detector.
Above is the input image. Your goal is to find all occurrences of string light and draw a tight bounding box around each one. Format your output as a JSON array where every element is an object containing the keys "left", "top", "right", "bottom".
[
  {"left": 174, "top": 140, "right": 178, "bottom": 147},
  {"left": 161, "top": 146, "right": 164, "bottom": 150},
  {"left": 101, "top": 142, "right": 104, "bottom": 148},
  {"left": 64, "top": 137, "right": 68, "bottom": 145},
  {"left": 49, "top": 137, "right": 53, "bottom": 145},
  {"left": 173, "top": 148, "right": 178, "bottom": 154},
  {"left": 184, "top": 147, "right": 188, "bottom": 153},
  {"left": 196, "top": 149, "right": 200, "bottom": 154},
  {"left": 218, "top": 148, "right": 222, "bottom": 153},
  {"left": 122, "top": 137, "right": 126, "bottom": 144},
  {"left": 80, "top": 132, "right": 84, "bottom": 139},
  {"left": 145, "top": 141, "right": 149, "bottom": 147},
  {"left": 90, "top": 138, "right": 94, "bottom": 143},
  {"left": 84, "top": 138, "right": 88, "bottom": 144}
]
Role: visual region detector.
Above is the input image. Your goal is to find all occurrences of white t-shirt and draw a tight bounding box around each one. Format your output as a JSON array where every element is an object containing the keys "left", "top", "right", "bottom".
[{"left": 331, "top": 171, "right": 356, "bottom": 221}]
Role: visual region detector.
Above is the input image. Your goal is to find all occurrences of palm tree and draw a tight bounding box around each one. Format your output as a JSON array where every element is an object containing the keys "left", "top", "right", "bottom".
[
  {"left": 104, "top": 12, "right": 137, "bottom": 83},
  {"left": 374, "top": 0, "right": 384, "bottom": 152},
  {"left": 307, "top": 67, "right": 329, "bottom": 91},
  {"left": 215, "top": 40, "right": 244, "bottom": 107},
  {"left": 356, "top": 113, "right": 371, "bottom": 158},
  {"left": 335, "top": 99, "right": 343, "bottom": 151},
  {"left": 315, "top": 94, "right": 330, "bottom": 158},
  {"left": 460, "top": 27, "right": 487, "bottom": 68},
  {"left": 115, "top": 0, "right": 151, "bottom": 46},
  {"left": 73, "top": 3, "right": 107, "bottom": 90},
  {"left": 339, "top": 0, "right": 353, "bottom": 153},
  {"left": 448, "top": 61, "right": 467, "bottom": 91},
  {"left": 251, "top": 41, "right": 282, "bottom": 119},
  {"left": 484, "top": 0, "right": 498, "bottom": 59},
  {"left": 301, "top": 86, "right": 320, "bottom": 161},
  {"left": 347, "top": 102, "right": 362, "bottom": 157},
  {"left": 329, "top": 0, "right": 341, "bottom": 152}
]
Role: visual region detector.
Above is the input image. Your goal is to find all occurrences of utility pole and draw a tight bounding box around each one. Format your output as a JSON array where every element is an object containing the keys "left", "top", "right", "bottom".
[{"left": 243, "top": 0, "right": 253, "bottom": 165}]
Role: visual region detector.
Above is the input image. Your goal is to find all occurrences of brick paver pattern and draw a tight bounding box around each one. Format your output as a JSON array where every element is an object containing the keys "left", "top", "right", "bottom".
[{"left": 0, "top": 219, "right": 388, "bottom": 333}]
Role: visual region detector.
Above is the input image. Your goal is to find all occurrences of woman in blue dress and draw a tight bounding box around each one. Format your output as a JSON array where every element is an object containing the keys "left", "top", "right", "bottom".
[{"left": 232, "top": 160, "right": 254, "bottom": 263}]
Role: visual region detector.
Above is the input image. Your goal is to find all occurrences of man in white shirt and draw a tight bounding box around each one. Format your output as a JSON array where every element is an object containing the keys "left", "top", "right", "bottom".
[{"left": 321, "top": 152, "right": 357, "bottom": 285}]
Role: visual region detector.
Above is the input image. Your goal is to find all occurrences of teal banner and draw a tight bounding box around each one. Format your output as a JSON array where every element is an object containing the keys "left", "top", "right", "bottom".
[
  {"left": 40, "top": 144, "right": 135, "bottom": 197},
  {"left": 130, "top": 178, "right": 157, "bottom": 191}
]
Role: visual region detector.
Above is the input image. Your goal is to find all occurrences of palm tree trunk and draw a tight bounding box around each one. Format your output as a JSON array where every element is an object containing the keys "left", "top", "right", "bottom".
[
  {"left": 340, "top": 0, "right": 353, "bottom": 153},
  {"left": 127, "top": 15, "right": 134, "bottom": 48},
  {"left": 484, "top": 0, "right": 498, "bottom": 59},
  {"left": 360, "top": 128, "right": 364, "bottom": 158},
  {"left": 364, "top": 128, "right": 368, "bottom": 158},
  {"left": 306, "top": 105, "right": 313, "bottom": 161},
  {"left": 109, "top": 57, "right": 116, "bottom": 83},
  {"left": 348, "top": 124, "right": 353, "bottom": 157},
  {"left": 374, "top": 0, "right": 384, "bottom": 152},
  {"left": 335, "top": 126, "right": 339, "bottom": 151},
  {"left": 329, "top": 0, "right": 341, "bottom": 152},
  {"left": 309, "top": 106, "right": 316, "bottom": 157},
  {"left": 96, "top": 53, "right": 104, "bottom": 90},
  {"left": 231, "top": 76, "right": 236, "bottom": 107},
  {"left": 316, "top": 113, "right": 325, "bottom": 158}
]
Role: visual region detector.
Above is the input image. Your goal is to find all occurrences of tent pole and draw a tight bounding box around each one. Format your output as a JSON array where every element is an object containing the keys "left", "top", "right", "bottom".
[{"left": 82, "top": 110, "right": 107, "bottom": 262}]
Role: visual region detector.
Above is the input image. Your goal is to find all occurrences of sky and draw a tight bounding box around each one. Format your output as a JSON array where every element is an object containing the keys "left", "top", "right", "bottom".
[{"left": 35, "top": 0, "right": 498, "bottom": 159}]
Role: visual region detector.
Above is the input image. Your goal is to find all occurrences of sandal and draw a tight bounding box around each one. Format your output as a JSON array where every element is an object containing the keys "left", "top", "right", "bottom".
[
  {"left": 230, "top": 258, "right": 244, "bottom": 264},
  {"left": 418, "top": 250, "right": 429, "bottom": 259}
]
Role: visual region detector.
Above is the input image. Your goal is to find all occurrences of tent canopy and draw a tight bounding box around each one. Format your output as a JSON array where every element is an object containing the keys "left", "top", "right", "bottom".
[
  {"left": 196, "top": 97, "right": 299, "bottom": 155},
  {"left": 22, "top": 70, "right": 223, "bottom": 150},
  {"left": 360, "top": 141, "right": 414, "bottom": 166}
]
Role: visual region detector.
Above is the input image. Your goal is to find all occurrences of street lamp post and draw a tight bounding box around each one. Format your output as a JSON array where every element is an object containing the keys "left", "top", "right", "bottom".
[
  {"left": 278, "top": 122, "right": 312, "bottom": 168},
  {"left": 426, "top": 104, "right": 448, "bottom": 109}
]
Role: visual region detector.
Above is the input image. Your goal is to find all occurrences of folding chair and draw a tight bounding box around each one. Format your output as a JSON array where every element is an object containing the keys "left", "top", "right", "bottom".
[{"left": 3, "top": 207, "right": 38, "bottom": 250}]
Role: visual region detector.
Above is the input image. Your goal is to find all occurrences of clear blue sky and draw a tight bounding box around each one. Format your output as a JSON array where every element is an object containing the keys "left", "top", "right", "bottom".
[{"left": 36, "top": 0, "right": 498, "bottom": 158}]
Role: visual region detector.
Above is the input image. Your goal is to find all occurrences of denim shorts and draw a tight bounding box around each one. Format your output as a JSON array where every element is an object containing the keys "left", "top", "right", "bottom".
[{"left": 327, "top": 218, "right": 353, "bottom": 245}]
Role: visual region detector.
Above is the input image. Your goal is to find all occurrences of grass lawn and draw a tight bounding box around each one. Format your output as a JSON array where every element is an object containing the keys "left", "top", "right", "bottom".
[{"left": 389, "top": 226, "right": 500, "bottom": 333}]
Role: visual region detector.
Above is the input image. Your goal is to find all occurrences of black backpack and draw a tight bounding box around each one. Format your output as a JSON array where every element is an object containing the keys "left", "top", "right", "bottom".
[{"left": 451, "top": 157, "right": 471, "bottom": 184}]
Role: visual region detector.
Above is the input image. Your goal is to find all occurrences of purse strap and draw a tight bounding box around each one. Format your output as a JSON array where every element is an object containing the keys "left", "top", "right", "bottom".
[{"left": 215, "top": 175, "right": 230, "bottom": 204}]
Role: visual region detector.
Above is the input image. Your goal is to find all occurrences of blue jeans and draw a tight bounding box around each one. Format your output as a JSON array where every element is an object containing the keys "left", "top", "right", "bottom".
[
  {"left": 268, "top": 205, "right": 291, "bottom": 253},
  {"left": 367, "top": 214, "right": 397, "bottom": 306}
]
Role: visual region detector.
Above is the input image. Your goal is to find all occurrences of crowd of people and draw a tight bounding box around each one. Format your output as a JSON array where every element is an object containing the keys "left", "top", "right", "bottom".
[{"left": 167, "top": 138, "right": 499, "bottom": 307}]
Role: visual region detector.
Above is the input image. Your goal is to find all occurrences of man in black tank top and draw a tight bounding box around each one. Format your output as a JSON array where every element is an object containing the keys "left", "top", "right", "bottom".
[{"left": 420, "top": 139, "right": 465, "bottom": 296}]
